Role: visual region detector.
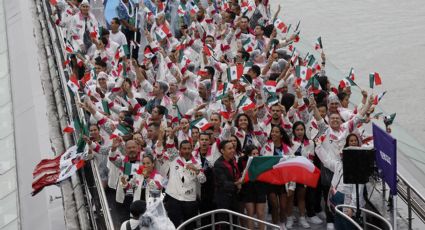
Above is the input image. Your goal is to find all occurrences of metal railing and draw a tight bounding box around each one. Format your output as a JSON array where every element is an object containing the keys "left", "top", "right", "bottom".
[
  {"left": 177, "top": 209, "right": 280, "bottom": 230},
  {"left": 335, "top": 204, "right": 393, "bottom": 230},
  {"left": 40, "top": 0, "right": 115, "bottom": 229},
  {"left": 396, "top": 173, "right": 425, "bottom": 229}
]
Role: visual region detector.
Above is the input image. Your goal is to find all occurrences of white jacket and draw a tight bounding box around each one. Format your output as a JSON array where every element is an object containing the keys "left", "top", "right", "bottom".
[{"left": 165, "top": 155, "right": 206, "bottom": 202}]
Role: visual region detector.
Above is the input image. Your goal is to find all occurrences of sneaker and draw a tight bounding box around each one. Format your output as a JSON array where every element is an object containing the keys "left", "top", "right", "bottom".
[
  {"left": 316, "top": 211, "right": 326, "bottom": 220},
  {"left": 286, "top": 216, "right": 294, "bottom": 229},
  {"left": 279, "top": 222, "right": 287, "bottom": 230},
  {"left": 326, "top": 223, "right": 335, "bottom": 230},
  {"left": 299, "top": 216, "right": 311, "bottom": 229},
  {"left": 307, "top": 215, "right": 323, "bottom": 224}
]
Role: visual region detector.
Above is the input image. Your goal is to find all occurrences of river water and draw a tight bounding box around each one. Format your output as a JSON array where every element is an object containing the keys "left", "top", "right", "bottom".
[{"left": 271, "top": 0, "right": 425, "bottom": 146}]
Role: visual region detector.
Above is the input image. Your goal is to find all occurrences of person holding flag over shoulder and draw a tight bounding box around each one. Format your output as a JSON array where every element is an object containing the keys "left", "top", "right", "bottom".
[{"left": 116, "top": 0, "right": 139, "bottom": 59}]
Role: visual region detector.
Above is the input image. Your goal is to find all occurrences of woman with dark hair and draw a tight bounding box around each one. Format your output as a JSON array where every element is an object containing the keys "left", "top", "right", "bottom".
[
  {"left": 214, "top": 140, "right": 243, "bottom": 229},
  {"left": 238, "top": 145, "right": 267, "bottom": 230},
  {"left": 229, "top": 134, "right": 243, "bottom": 161},
  {"left": 124, "top": 153, "right": 165, "bottom": 202},
  {"left": 284, "top": 121, "right": 318, "bottom": 228},
  {"left": 221, "top": 113, "right": 267, "bottom": 152},
  {"left": 261, "top": 125, "right": 294, "bottom": 228}
]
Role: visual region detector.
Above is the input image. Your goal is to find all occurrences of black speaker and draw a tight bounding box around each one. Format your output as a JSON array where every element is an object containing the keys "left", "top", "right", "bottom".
[{"left": 342, "top": 147, "right": 375, "bottom": 184}]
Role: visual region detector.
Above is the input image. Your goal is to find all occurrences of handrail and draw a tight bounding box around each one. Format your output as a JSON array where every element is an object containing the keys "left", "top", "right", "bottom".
[
  {"left": 41, "top": 0, "right": 115, "bottom": 229},
  {"left": 177, "top": 209, "right": 280, "bottom": 230},
  {"left": 396, "top": 173, "right": 425, "bottom": 228},
  {"left": 335, "top": 204, "right": 393, "bottom": 230}
]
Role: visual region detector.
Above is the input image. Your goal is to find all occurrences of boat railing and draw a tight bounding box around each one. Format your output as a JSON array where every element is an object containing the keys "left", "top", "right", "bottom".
[
  {"left": 396, "top": 173, "right": 425, "bottom": 229},
  {"left": 39, "top": 0, "right": 115, "bottom": 229},
  {"left": 176, "top": 209, "right": 280, "bottom": 230},
  {"left": 335, "top": 204, "right": 393, "bottom": 230}
]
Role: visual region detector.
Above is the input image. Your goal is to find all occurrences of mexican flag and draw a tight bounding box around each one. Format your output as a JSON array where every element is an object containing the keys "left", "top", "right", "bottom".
[
  {"left": 227, "top": 64, "right": 244, "bottom": 82},
  {"left": 295, "top": 65, "right": 313, "bottom": 80},
  {"left": 348, "top": 67, "right": 355, "bottom": 80},
  {"left": 314, "top": 36, "right": 323, "bottom": 50},
  {"left": 242, "top": 37, "right": 255, "bottom": 52},
  {"left": 63, "top": 118, "right": 82, "bottom": 133},
  {"left": 369, "top": 72, "right": 382, "bottom": 88},
  {"left": 305, "top": 75, "right": 322, "bottom": 94},
  {"left": 384, "top": 113, "right": 396, "bottom": 126},
  {"left": 124, "top": 162, "right": 140, "bottom": 176},
  {"left": 373, "top": 91, "right": 387, "bottom": 105},
  {"left": 274, "top": 19, "right": 287, "bottom": 33},
  {"left": 144, "top": 47, "right": 155, "bottom": 59},
  {"left": 242, "top": 156, "right": 320, "bottom": 188},
  {"left": 32, "top": 144, "right": 86, "bottom": 196},
  {"left": 191, "top": 118, "right": 212, "bottom": 131},
  {"left": 156, "top": 24, "right": 171, "bottom": 40},
  {"left": 115, "top": 45, "right": 128, "bottom": 60},
  {"left": 339, "top": 77, "right": 357, "bottom": 89},
  {"left": 177, "top": 4, "right": 186, "bottom": 17},
  {"left": 238, "top": 95, "right": 256, "bottom": 111},
  {"left": 240, "top": 1, "right": 254, "bottom": 13},
  {"left": 110, "top": 124, "right": 132, "bottom": 139},
  {"left": 197, "top": 69, "right": 209, "bottom": 77},
  {"left": 267, "top": 95, "right": 279, "bottom": 106},
  {"left": 216, "top": 82, "right": 233, "bottom": 100},
  {"left": 263, "top": 80, "right": 277, "bottom": 94},
  {"left": 306, "top": 55, "right": 316, "bottom": 68},
  {"left": 67, "top": 75, "right": 80, "bottom": 94},
  {"left": 190, "top": 4, "right": 200, "bottom": 15}
]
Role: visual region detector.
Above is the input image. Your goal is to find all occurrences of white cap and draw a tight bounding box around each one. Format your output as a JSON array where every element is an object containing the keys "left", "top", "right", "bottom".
[{"left": 80, "top": 0, "right": 90, "bottom": 6}]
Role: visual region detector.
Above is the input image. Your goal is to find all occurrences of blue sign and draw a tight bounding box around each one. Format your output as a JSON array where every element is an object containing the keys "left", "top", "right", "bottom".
[{"left": 373, "top": 123, "right": 397, "bottom": 195}]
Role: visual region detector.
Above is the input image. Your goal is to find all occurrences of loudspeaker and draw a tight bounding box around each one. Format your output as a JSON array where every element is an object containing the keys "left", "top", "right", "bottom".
[{"left": 342, "top": 147, "right": 375, "bottom": 184}]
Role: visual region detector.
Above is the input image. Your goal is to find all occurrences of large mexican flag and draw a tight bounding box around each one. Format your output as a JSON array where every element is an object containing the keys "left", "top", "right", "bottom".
[{"left": 242, "top": 156, "right": 321, "bottom": 188}]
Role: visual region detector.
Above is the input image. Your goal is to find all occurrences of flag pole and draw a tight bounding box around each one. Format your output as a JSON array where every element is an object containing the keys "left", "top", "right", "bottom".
[{"left": 130, "top": 6, "right": 139, "bottom": 59}]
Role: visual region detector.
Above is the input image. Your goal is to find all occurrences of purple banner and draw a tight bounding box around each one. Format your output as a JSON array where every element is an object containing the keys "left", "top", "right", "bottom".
[{"left": 373, "top": 123, "right": 397, "bottom": 195}]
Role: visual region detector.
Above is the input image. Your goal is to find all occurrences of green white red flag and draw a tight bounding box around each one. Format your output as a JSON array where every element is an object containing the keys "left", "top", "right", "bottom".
[
  {"left": 295, "top": 65, "right": 313, "bottom": 80},
  {"left": 227, "top": 64, "right": 244, "bottom": 82},
  {"left": 314, "top": 36, "right": 323, "bottom": 50},
  {"left": 369, "top": 72, "right": 382, "bottom": 88},
  {"left": 242, "top": 156, "right": 320, "bottom": 188},
  {"left": 274, "top": 19, "right": 287, "bottom": 33},
  {"left": 374, "top": 91, "right": 387, "bottom": 105},
  {"left": 238, "top": 95, "right": 256, "bottom": 111},
  {"left": 191, "top": 118, "right": 213, "bottom": 131},
  {"left": 32, "top": 143, "right": 86, "bottom": 196}
]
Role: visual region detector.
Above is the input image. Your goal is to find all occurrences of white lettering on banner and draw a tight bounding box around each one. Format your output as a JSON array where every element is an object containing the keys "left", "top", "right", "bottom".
[{"left": 380, "top": 150, "right": 391, "bottom": 165}]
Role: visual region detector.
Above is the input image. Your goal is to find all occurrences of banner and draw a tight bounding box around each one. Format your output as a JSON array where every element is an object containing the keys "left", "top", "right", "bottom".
[{"left": 373, "top": 123, "right": 397, "bottom": 195}]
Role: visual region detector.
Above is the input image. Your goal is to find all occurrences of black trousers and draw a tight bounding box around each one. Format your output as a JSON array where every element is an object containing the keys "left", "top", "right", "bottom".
[
  {"left": 165, "top": 194, "right": 198, "bottom": 229},
  {"left": 322, "top": 185, "right": 335, "bottom": 223},
  {"left": 199, "top": 197, "right": 216, "bottom": 227},
  {"left": 306, "top": 185, "right": 323, "bottom": 217}
]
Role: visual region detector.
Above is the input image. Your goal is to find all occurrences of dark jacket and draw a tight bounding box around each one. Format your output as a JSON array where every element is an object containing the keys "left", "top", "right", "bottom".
[{"left": 213, "top": 156, "right": 239, "bottom": 206}]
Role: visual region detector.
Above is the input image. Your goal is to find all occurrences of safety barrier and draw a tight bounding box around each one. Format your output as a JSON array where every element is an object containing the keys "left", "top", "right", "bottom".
[
  {"left": 177, "top": 209, "right": 280, "bottom": 230},
  {"left": 335, "top": 204, "right": 393, "bottom": 230}
]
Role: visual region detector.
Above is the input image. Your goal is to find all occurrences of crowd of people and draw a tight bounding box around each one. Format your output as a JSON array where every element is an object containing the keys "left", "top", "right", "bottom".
[{"left": 51, "top": 0, "right": 379, "bottom": 229}]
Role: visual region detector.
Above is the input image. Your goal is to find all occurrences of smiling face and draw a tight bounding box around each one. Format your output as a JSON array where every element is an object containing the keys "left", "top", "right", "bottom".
[
  {"left": 142, "top": 156, "right": 154, "bottom": 174},
  {"left": 180, "top": 118, "right": 189, "bottom": 132},
  {"left": 80, "top": 4, "right": 90, "bottom": 15},
  {"left": 237, "top": 115, "right": 249, "bottom": 131},
  {"left": 125, "top": 140, "right": 140, "bottom": 159},
  {"left": 329, "top": 113, "right": 342, "bottom": 130},
  {"left": 221, "top": 142, "right": 236, "bottom": 161}
]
